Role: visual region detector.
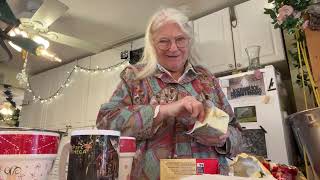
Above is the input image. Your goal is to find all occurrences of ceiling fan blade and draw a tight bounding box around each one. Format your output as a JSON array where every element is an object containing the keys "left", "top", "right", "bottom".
[
  {"left": 31, "top": 0, "right": 68, "bottom": 28},
  {"left": 0, "top": 39, "right": 12, "bottom": 62},
  {"left": 0, "top": 0, "right": 20, "bottom": 26},
  {"left": 40, "top": 31, "right": 102, "bottom": 53}
]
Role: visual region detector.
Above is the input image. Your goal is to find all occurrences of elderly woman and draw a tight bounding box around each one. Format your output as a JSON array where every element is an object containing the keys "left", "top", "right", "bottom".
[{"left": 97, "top": 8, "right": 242, "bottom": 180}]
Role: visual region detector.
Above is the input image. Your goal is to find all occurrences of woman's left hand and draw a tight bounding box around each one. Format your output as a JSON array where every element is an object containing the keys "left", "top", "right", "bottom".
[{"left": 195, "top": 130, "right": 230, "bottom": 147}]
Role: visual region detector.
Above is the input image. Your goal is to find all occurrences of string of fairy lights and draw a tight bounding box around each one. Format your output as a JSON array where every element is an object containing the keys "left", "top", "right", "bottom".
[{"left": 25, "top": 60, "right": 129, "bottom": 104}]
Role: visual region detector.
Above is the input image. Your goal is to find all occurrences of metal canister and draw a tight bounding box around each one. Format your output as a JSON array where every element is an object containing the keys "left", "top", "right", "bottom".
[{"left": 287, "top": 107, "right": 320, "bottom": 177}]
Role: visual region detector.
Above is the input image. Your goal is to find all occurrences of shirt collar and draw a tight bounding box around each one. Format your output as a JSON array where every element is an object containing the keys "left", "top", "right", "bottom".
[{"left": 154, "top": 62, "right": 198, "bottom": 84}]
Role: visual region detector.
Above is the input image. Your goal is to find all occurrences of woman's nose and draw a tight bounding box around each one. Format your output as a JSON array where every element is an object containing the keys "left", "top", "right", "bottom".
[{"left": 168, "top": 41, "right": 179, "bottom": 51}]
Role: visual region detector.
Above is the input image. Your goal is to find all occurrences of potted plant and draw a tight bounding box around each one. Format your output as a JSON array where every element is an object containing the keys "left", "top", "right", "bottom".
[
  {"left": 264, "top": 0, "right": 320, "bottom": 107},
  {"left": 264, "top": 1, "right": 320, "bottom": 178}
]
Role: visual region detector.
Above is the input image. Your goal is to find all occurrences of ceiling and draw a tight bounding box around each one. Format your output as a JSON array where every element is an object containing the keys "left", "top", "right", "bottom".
[{"left": 2, "top": 0, "right": 248, "bottom": 75}]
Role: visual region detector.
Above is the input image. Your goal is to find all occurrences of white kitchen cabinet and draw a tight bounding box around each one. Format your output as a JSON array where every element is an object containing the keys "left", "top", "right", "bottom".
[
  {"left": 193, "top": 0, "right": 285, "bottom": 74},
  {"left": 232, "top": 0, "right": 285, "bottom": 68},
  {"left": 193, "top": 7, "right": 235, "bottom": 73},
  {"left": 131, "top": 38, "right": 145, "bottom": 50}
]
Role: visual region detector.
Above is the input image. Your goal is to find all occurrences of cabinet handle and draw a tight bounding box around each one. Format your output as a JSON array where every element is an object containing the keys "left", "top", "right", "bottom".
[
  {"left": 236, "top": 63, "right": 242, "bottom": 67},
  {"left": 228, "top": 64, "right": 234, "bottom": 68},
  {"left": 230, "top": 6, "right": 238, "bottom": 28}
]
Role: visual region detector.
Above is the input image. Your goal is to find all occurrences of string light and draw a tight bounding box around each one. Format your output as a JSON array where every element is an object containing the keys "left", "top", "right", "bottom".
[{"left": 26, "top": 60, "right": 129, "bottom": 104}]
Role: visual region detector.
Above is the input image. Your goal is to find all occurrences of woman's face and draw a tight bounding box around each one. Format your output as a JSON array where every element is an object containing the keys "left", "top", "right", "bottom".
[{"left": 152, "top": 22, "right": 190, "bottom": 73}]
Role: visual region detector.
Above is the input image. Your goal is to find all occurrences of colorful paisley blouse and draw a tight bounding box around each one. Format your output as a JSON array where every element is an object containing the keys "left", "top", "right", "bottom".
[{"left": 96, "top": 63, "right": 242, "bottom": 180}]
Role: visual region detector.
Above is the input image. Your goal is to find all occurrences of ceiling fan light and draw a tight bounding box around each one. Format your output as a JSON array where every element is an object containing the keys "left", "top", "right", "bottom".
[
  {"left": 13, "top": 28, "right": 21, "bottom": 35},
  {"left": 8, "top": 30, "right": 16, "bottom": 37},
  {"left": 32, "top": 35, "right": 50, "bottom": 49},
  {"left": 8, "top": 28, "right": 29, "bottom": 38},
  {"left": 20, "top": 31, "right": 29, "bottom": 38},
  {"left": 36, "top": 48, "right": 61, "bottom": 62},
  {"left": 9, "top": 36, "right": 40, "bottom": 55},
  {"left": 8, "top": 41, "right": 22, "bottom": 52}
]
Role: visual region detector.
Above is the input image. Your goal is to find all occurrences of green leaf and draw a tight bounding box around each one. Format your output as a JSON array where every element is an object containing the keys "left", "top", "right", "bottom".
[
  {"left": 268, "top": 0, "right": 274, "bottom": 3},
  {"left": 264, "top": 8, "right": 275, "bottom": 15}
]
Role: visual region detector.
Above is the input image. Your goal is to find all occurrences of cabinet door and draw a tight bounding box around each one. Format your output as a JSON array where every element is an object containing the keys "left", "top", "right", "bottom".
[
  {"left": 232, "top": 0, "right": 285, "bottom": 68},
  {"left": 132, "top": 38, "right": 144, "bottom": 50},
  {"left": 193, "top": 7, "right": 235, "bottom": 73}
]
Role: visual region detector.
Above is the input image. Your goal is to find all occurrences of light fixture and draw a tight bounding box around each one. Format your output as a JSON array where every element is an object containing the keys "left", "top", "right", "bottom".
[
  {"left": 0, "top": 102, "right": 13, "bottom": 116},
  {"left": 5, "top": 28, "right": 61, "bottom": 62},
  {"left": 8, "top": 41, "right": 22, "bottom": 52},
  {"left": 8, "top": 29, "right": 50, "bottom": 50},
  {"left": 7, "top": 28, "right": 29, "bottom": 52},
  {"left": 9, "top": 35, "right": 42, "bottom": 55},
  {"left": 32, "top": 35, "right": 50, "bottom": 49},
  {"left": 36, "top": 47, "right": 62, "bottom": 62}
]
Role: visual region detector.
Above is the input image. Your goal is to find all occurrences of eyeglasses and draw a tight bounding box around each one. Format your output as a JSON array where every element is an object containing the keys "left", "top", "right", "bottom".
[{"left": 155, "top": 36, "right": 189, "bottom": 51}]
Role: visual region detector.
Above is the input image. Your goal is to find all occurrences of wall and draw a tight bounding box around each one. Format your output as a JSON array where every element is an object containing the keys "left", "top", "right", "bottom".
[
  {"left": 19, "top": 43, "right": 133, "bottom": 130},
  {"left": 18, "top": 43, "right": 134, "bottom": 179},
  {"left": 0, "top": 64, "right": 22, "bottom": 88}
]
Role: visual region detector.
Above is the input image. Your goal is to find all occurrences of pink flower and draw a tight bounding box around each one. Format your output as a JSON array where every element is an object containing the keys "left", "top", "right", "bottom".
[
  {"left": 302, "top": 20, "right": 309, "bottom": 29},
  {"left": 277, "top": 13, "right": 286, "bottom": 24},
  {"left": 279, "top": 5, "right": 294, "bottom": 16},
  {"left": 277, "top": 5, "right": 294, "bottom": 24}
]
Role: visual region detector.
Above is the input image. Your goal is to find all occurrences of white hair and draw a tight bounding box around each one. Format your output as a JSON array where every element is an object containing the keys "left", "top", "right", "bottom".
[{"left": 134, "top": 8, "right": 200, "bottom": 80}]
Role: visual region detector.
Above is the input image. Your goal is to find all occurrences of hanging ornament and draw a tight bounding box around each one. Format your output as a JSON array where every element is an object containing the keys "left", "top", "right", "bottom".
[{"left": 16, "top": 50, "right": 29, "bottom": 88}]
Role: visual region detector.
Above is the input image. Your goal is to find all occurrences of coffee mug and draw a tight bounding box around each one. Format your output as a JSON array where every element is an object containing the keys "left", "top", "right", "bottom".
[
  {"left": 119, "top": 137, "right": 136, "bottom": 180},
  {"left": 59, "top": 130, "right": 120, "bottom": 180}
]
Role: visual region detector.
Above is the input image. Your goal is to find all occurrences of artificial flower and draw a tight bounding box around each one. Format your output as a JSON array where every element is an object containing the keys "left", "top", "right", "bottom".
[
  {"left": 278, "top": 5, "right": 294, "bottom": 16},
  {"left": 293, "top": 11, "right": 302, "bottom": 19},
  {"left": 277, "top": 5, "right": 294, "bottom": 24},
  {"left": 302, "top": 20, "right": 309, "bottom": 29}
]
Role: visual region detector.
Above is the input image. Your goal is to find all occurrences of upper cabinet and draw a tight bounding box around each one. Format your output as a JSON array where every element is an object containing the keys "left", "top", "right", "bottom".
[
  {"left": 132, "top": 38, "right": 145, "bottom": 50},
  {"left": 232, "top": 0, "right": 285, "bottom": 68},
  {"left": 193, "top": 0, "right": 285, "bottom": 74},
  {"left": 193, "top": 8, "right": 235, "bottom": 73}
]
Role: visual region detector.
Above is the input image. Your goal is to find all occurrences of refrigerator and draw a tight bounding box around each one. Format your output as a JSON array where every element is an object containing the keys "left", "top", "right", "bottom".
[{"left": 218, "top": 65, "right": 295, "bottom": 165}]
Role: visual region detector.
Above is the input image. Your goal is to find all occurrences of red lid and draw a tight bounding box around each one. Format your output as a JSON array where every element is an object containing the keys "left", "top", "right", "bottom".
[
  {"left": 120, "top": 137, "right": 136, "bottom": 153},
  {"left": 0, "top": 134, "right": 60, "bottom": 155}
]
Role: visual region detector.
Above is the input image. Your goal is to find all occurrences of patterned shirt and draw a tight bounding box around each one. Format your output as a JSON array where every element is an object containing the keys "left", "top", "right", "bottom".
[{"left": 96, "top": 63, "right": 242, "bottom": 180}]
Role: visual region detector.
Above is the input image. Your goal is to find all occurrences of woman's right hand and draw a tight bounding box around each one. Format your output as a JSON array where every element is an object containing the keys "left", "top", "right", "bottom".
[{"left": 158, "top": 96, "right": 205, "bottom": 123}]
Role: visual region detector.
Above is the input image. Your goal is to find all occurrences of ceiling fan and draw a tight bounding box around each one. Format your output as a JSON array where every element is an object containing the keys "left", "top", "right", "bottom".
[
  {"left": 0, "top": 0, "right": 61, "bottom": 62},
  {"left": 14, "top": 0, "right": 102, "bottom": 53}
]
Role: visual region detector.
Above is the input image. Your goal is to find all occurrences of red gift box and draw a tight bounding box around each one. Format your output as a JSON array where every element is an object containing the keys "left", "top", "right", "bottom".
[{"left": 196, "top": 158, "right": 219, "bottom": 174}]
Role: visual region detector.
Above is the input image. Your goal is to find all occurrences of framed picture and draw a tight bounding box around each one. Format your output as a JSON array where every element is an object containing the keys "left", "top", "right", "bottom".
[
  {"left": 234, "top": 106, "right": 257, "bottom": 123},
  {"left": 227, "top": 74, "right": 265, "bottom": 100}
]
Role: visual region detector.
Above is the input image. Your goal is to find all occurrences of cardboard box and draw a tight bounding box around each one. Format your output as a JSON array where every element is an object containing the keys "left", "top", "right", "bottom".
[{"left": 160, "top": 158, "right": 219, "bottom": 180}]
